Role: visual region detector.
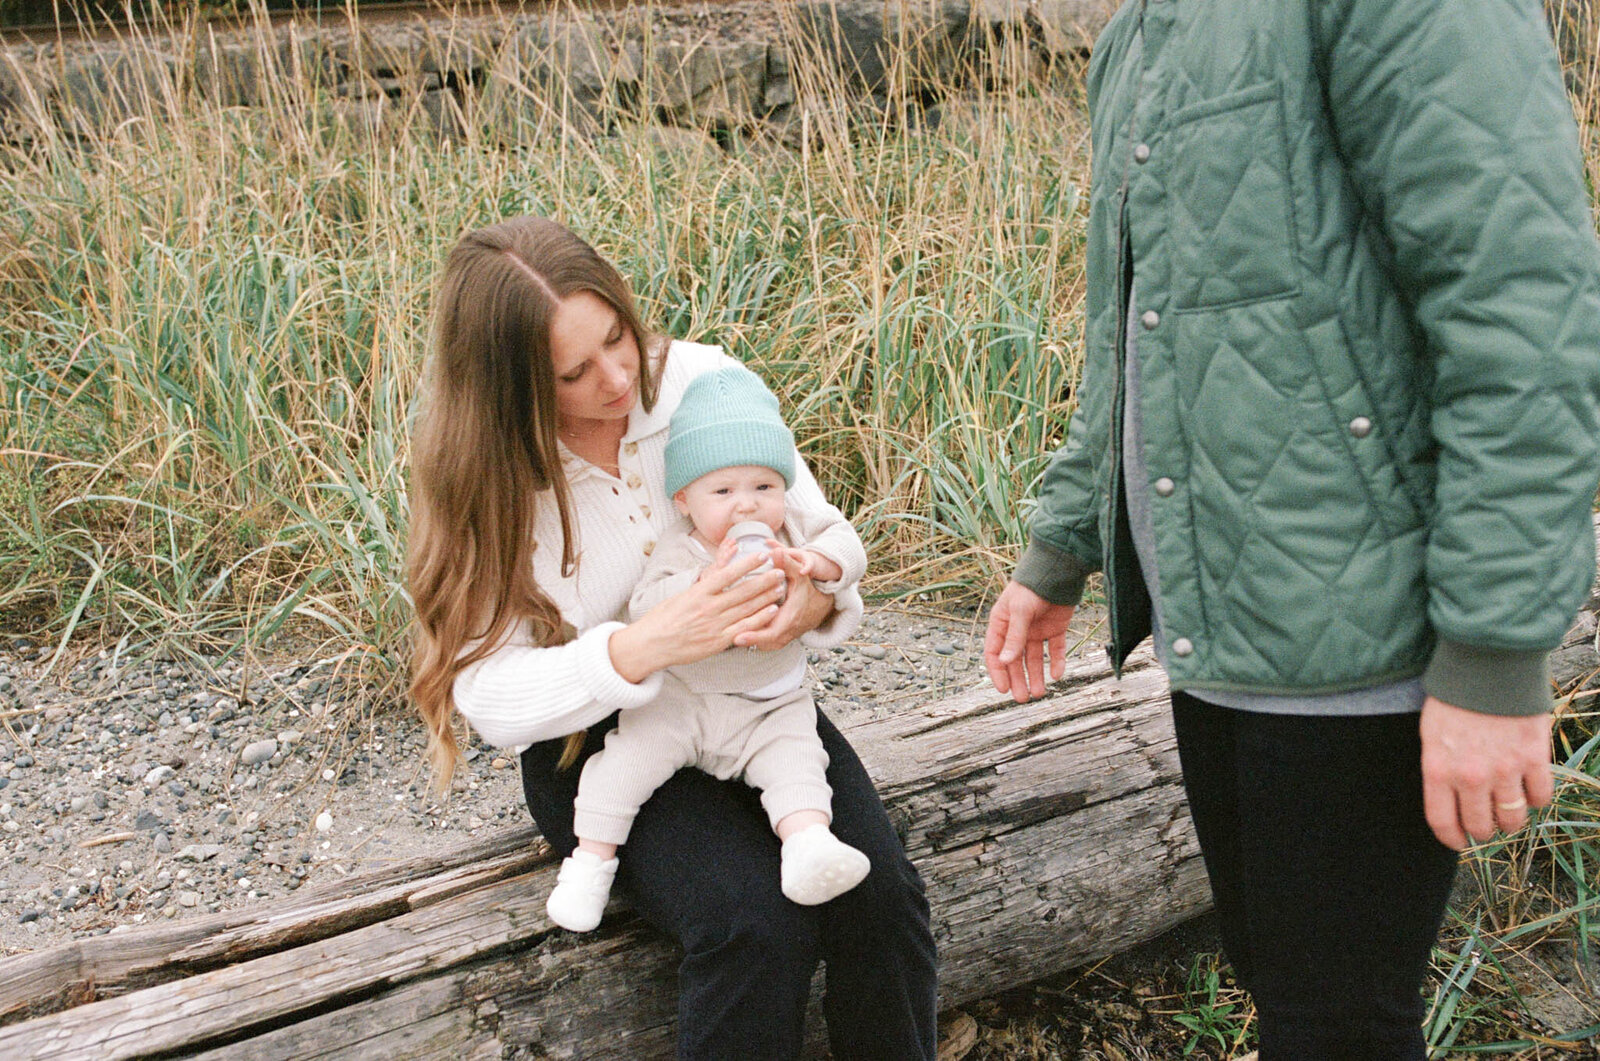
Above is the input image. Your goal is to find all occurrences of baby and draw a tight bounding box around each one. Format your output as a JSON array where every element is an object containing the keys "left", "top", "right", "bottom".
[{"left": 546, "top": 364, "right": 872, "bottom": 932}]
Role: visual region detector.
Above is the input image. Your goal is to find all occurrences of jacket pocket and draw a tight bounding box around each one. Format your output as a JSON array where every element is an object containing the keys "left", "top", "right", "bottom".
[
  {"left": 1166, "top": 81, "right": 1301, "bottom": 311},
  {"left": 1302, "top": 317, "right": 1426, "bottom": 536}
]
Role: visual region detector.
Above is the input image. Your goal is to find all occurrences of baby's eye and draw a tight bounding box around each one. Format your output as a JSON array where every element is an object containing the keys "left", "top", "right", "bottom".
[
  {"left": 714, "top": 487, "right": 731, "bottom": 495},
  {"left": 756, "top": 484, "right": 773, "bottom": 491}
]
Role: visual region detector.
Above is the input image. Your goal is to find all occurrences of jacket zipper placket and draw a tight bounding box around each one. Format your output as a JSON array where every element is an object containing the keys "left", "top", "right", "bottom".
[{"left": 1102, "top": 6, "right": 1146, "bottom": 678}]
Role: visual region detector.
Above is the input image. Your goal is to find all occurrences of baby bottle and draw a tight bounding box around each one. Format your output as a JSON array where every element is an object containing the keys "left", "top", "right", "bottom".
[{"left": 727, "top": 520, "right": 781, "bottom": 597}]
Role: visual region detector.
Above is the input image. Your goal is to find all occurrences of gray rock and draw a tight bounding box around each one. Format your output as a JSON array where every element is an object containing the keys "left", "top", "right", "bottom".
[
  {"left": 143, "top": 765, "right": 175, "bottom": 785},
  {"left": 176, "top": 844, "right": 223, "bottom": 862},
  {"left": 860, "top": 644, "right": 889, "bottom": 660},
  {"left": 133, "top": 809, "right": 164, "bottom": 832},
  {"left": 240, "top": 739, "right": 278, "bottom": 767},
  {"left": 152, "top": 832, "right": 171, "bottom": 854},
  {"left": 796, "top": 0, "right": 971, "bottom": 97}
]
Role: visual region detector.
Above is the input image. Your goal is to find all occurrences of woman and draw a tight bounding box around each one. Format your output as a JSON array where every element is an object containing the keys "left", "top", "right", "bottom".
[{"left": 408, "top": 216, "right": 938, "bottom": 1059}]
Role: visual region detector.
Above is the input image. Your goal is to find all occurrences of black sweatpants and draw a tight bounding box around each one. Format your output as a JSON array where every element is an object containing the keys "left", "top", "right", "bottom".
[
  {"left": 1171, "top": 691, "right": 1460, "bottom": 1060},
  {"left": 521, "top": 708, "right": 939, "bottom": 1061}
]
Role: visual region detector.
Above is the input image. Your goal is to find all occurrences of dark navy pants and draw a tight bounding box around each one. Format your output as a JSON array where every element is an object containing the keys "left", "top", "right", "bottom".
[
  {"left": 522, "top": 709, "right": 939, "bottom": 1061},
  {"left": 1172, "top": 691, "right": 1460, "bottom": 1061}
]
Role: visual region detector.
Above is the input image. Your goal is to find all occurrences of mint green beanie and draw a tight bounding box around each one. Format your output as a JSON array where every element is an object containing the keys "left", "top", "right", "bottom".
[{"left": 665, "top": 364, "right": 796, "bottom": 496}]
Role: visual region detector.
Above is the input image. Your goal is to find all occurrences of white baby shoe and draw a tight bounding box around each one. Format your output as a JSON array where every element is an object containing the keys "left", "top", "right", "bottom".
[
  {"left": 780, "top": 824, "right": 870, "bottom": 906},
  {"left": 546, "top": 849, "right": 619, "bottom": 932}
]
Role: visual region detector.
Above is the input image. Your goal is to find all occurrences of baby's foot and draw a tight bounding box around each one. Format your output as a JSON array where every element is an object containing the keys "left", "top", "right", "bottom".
[
  {"left": 780, "top": 824, "right": 870, "bottom": 905},
  {"left": 546, "top": 849, "right": 619, "bottom": 932}
]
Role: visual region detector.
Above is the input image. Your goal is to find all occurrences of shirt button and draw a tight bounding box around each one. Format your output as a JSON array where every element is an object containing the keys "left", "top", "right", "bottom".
[
  {"left": 624, "top": 442, "right": 638, "bottom": 456},
  {"left": 626, "top": 474, "right": 643, "bottom": 489},
  {"left": 1348, "top": 416, "right": 1373, "bottom": 438},
  {"left": 643, "top": 541, "right": 656, "bottom": 556},
  {"left": 1172, "top": 637, "right": 1194, "bottom": 657},
  {"left": 1133, "top": 143, "right": 1151, "bottom": 163},
  {"left": 1140, "top": 310, "right": 1161, "bottom": 330},
  {"left": 1154, "top": 477, "right": 1175, "bottom": 497}
]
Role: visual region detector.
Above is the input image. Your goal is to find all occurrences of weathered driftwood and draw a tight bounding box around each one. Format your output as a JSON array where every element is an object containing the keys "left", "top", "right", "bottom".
[
  {"left": 1, "top": 516, "right": 1595, "bottom": 1059},
  {"left": 0, "top": 646, "right": 1211, "bottom": 1059}
]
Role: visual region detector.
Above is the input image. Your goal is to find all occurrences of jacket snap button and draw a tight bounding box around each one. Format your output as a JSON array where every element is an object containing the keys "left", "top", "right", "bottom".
[
  {"left": 1172, "top": 637, "right": 1194, "bottom": 657},
  {"left": 1133, "top": 143, "right": 1151, "bottom": 163},
  {"left": 627, "top": 474, "right": 643, "bottom": 489},
  {"left": 643, "top": 541, "right": 656, "bottom": 556},
  {"left": 1349, "top": 416, "right": 1373, "bottom": 438},
  {"left": 1140, "top": 310, "right": 1161, "bottom": 330},
  {"left": 624, "top": 442, "right": 638, "bottom": 456},
  {"left": 1154, "top": 477, "right": 1175, "bottom": 497}
]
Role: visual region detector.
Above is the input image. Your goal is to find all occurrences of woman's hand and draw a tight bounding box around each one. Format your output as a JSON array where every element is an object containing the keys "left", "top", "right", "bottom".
[
  {"left": 733, "top": 548, "right": 835, "bottom": 651},
  {"left": 609, "top": 549, "right": 786, "bottom": 682}
]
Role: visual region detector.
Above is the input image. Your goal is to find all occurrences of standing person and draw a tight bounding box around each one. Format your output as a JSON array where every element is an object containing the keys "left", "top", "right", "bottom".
[
  {"left": 408, "top": 216, "right": 937, "bottom": 1059},
  {"left": 547, "top": 363, "right": 872, "bottom": 932},
  {"left": 985, "top": 1, "right": 1600, "bottom": 1058}
]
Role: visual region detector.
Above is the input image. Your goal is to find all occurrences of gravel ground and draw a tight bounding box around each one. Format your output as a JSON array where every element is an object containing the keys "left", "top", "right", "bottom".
[{"left": 0, "top": 600, "right": 1097, "bottom": 958}]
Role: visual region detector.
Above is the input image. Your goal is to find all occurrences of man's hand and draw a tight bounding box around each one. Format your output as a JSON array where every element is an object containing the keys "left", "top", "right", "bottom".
[
  {"left": 1419, "top": 696, "right": 1553, "bottom": 850},
  {"left": 983, "top": 581, "right": 1076, "bottom": 703}
]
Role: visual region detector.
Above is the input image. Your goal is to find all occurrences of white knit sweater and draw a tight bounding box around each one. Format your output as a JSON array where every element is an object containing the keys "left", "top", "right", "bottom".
[{"left": 451, "top": 341, "right": 868, "bottom": 749}]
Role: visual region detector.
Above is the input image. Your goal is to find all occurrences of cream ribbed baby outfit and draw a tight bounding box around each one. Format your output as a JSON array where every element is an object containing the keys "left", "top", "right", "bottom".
[{"left": 449, "top": 341, "right": 867, "bottom": 750}]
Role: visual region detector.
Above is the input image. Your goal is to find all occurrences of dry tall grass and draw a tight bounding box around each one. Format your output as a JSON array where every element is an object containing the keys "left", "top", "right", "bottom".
[{"left": 0, "top": 1, "right": 1089, "bottom": 668}]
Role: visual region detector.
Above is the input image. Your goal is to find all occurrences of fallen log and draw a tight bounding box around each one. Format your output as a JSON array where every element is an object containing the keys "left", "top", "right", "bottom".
[
  {"left": 0, "top": 645, "right": 1206, "bottom": 1059},
  {"left": 1, "top": 516, "right": 1595, "bottom": 1059}
]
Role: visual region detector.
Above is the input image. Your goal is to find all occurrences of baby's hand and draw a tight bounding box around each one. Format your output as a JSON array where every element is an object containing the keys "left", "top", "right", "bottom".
[
  {"left": 700, "top": 537, "right": 742, "bottom": 581},
  {"left": 789, "top": 548, "right": 843, "bottom": 584}
]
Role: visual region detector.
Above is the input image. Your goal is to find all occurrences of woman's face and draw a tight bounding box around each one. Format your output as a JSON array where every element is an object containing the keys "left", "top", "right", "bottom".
[{"left": 548, "top": 291, "right": 640, "bottom": 436}]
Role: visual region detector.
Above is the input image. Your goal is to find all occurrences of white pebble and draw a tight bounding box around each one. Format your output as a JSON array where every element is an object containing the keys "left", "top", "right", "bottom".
[{"left": 314, "top": 811, "right": 333, "bottom": 832}]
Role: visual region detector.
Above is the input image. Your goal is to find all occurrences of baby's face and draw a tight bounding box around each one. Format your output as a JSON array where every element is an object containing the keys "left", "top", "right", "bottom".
[{"left": 674, "top": 465, "right": 787, "bottom": 546}]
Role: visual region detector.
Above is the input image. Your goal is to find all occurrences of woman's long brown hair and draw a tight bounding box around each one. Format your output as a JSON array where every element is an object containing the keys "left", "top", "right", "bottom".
[{"left": 408, "top": 217, "right": 660, "bottom": 791}]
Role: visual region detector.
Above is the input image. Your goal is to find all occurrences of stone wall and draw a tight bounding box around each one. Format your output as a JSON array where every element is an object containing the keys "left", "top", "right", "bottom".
[{"left": 0, "top": 1, "right": 1117, "bottom": 146}]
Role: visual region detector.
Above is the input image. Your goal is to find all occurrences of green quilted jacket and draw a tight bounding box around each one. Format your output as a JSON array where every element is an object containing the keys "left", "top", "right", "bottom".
[{"left": 1015, "top": 0, "right": 1600, "bottom": 715}]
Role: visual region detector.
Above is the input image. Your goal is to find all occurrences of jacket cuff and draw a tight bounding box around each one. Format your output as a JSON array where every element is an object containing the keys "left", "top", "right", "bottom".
[
  {"left": 1422, "top": 640, "right": 1552, "bottom": 717},
  {"left": 582, "top": 622, "right": 664, "bottom": 709},
  {"left": 1013, "top": 538, "right": 1095, "bottom": 607}
]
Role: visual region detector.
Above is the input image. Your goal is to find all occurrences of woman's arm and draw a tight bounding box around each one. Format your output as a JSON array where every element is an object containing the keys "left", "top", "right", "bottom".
[
  {"left": 454, "top": 553, "right": 783, "bottom": 746},
  {"left": 611, "top": 550, "right": 788, "bottom": 682},
  {"left": 452, "top": 621, "right": 664, "bottom": 748},
  {"left": 782, "top": 455, "right": 868, "bottom": 593}
]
